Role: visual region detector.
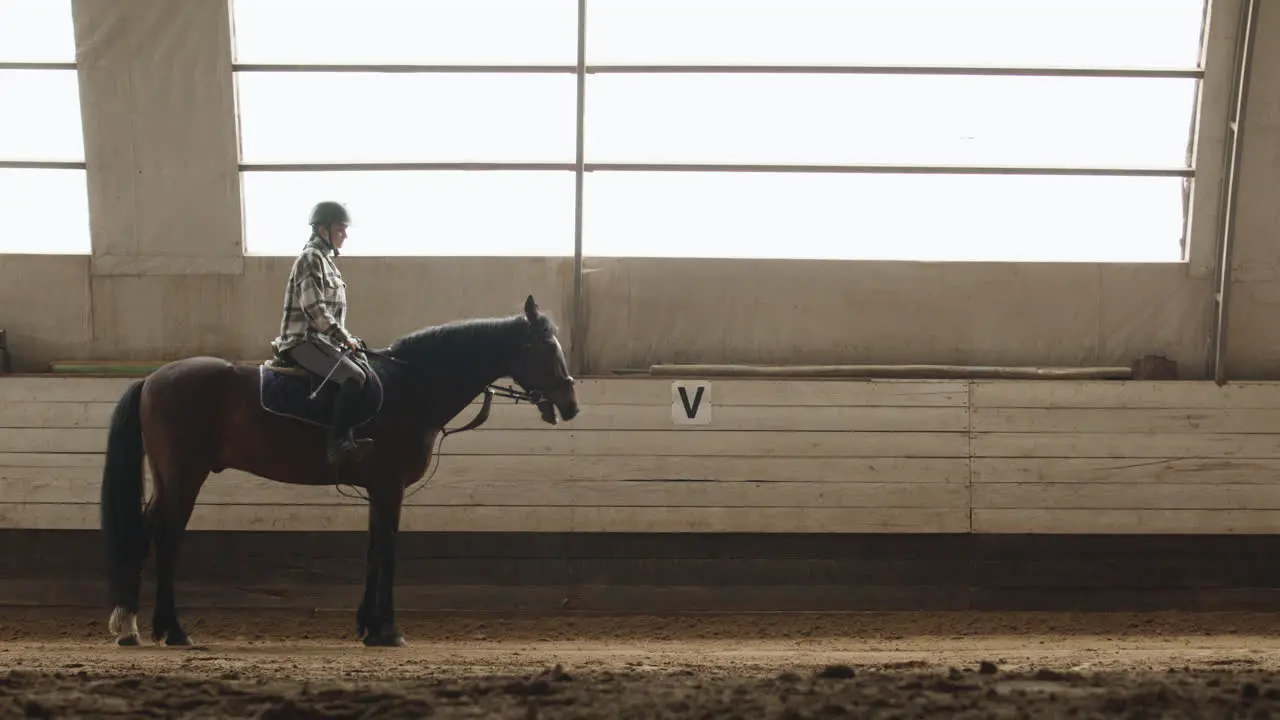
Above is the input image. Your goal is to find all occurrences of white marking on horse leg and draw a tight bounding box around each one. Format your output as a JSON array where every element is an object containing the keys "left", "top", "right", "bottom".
[{"left": 109, "top": 606, "right": 140, "bottom": 645}]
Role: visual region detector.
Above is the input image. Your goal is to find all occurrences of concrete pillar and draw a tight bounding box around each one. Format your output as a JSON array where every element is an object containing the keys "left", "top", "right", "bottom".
[{"left": 72, "top": 0, "right": 243, "bottom": 276}]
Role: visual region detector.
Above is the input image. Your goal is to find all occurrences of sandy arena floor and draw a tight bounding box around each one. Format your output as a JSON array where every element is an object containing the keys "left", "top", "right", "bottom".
[{"left": 4, "top": 608, "right": 1280, "bottom": 718}]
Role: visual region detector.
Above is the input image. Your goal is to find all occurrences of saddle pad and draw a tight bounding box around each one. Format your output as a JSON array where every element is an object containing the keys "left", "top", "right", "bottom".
[{"left": 259, "top": 363, "right": 385, "bottom": 429}]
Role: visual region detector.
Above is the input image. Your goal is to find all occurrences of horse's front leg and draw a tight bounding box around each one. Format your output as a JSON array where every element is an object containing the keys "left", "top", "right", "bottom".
[
  {"left": 359, "top": 479, "right": 406, "bottom": 647},
  {"left": 356, "top": 527, "right": 377, "bottom": 641}
]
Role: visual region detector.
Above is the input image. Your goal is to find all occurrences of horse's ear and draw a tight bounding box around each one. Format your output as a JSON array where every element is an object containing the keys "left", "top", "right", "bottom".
[{"left": 524, "top": 294, "right": 540, "bottom": 322}]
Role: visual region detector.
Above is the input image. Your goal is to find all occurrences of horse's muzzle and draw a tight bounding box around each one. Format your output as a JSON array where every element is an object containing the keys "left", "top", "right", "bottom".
[
  {"left": 557, "top": 400, "right": 580, "bottom": 422},
  {"left": 538, "top": 393, "right": 579, "bottom": 425}
]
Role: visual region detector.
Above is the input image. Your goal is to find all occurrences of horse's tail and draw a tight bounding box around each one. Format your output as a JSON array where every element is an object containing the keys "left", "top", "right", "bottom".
[{"left": 100, "top": 379, "right": 150, "bottom": 614}]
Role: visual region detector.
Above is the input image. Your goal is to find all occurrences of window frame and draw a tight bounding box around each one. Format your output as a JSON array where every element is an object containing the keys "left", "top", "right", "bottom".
[
  {"left": 227, "top": 0, "right": 1227, "bottom": 374},
  {"left": 0, "top": 1, "right": 89, "bottom": 254},
  {"left": 228, "top": 2, "right": 1209, "bottom": 250}
]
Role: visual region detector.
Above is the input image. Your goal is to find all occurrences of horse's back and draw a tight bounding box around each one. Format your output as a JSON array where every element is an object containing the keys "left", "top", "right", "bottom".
[{"left": 142, "top": 356, "right": 259, "bottom": 400}]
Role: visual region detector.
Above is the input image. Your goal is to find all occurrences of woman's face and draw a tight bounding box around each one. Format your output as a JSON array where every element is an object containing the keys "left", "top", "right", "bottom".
[{"left": 323, "top": 223, "right": 349, "bottom": 249}]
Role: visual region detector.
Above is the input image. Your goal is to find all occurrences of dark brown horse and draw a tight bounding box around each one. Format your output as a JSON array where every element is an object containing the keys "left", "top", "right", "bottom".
[{"left": 100, "top": 295, "right": 578, "bottom": 647}]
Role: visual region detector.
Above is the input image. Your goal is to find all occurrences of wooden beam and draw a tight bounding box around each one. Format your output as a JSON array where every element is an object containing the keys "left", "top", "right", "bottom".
[{"left": 647, "top": 363, "right": 1135, "bottom": 380}]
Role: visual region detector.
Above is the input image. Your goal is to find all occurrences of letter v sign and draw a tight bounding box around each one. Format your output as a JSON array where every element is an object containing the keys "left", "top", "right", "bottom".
[
  {"left": 678, "top": 386, "right": 704, "bottom": 418},
  {"left": 670, "top": 381, "right": 712, "bottom": 426}
]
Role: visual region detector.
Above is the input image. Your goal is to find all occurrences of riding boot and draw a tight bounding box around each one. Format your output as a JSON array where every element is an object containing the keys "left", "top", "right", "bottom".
[{"left": 327, "top": 380, "right": 374, "bottom": 464}]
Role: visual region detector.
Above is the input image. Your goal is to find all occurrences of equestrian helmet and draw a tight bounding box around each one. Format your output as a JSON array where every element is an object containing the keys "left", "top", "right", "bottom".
[{"left": 308, "top": 200, "right": 352, "bottom": 226}]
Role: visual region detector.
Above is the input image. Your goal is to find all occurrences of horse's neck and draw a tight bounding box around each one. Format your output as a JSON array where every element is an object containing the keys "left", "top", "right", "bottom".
[{"left": 422, "top": 367, "right": 506, "bottom": 428}]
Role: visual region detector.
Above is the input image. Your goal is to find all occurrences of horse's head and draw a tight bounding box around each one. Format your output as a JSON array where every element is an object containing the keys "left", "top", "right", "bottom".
[{"left": 510, "top": 294, "right": 579, "bottom": 425}]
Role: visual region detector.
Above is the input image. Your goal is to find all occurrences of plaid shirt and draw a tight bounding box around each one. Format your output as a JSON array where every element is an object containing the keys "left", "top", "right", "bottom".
[{"left": 271, "top": 235, "right": 358, "bottom": 355}]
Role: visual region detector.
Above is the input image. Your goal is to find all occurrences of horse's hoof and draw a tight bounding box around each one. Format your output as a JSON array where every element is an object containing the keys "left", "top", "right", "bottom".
[
  {"left": 109, "top": 607, "right": 139, "bottom": 642},
  {"left": 362, "top": 632, "right": 407, "bottom": 648},
  {"left": 165, "top": 633, "right": 194, "bottom": 647},
  {"left": 155, "top": 628, "right": 193, "bottom": 647}
]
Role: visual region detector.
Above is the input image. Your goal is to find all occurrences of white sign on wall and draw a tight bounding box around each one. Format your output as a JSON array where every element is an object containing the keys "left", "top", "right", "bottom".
[{"left": 671, "top": 380, "right": 712, "bottom": 426}]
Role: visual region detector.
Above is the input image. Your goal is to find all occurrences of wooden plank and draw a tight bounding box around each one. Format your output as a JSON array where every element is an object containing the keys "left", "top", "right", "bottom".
[
  {"left": 536, "top": 378, "right": 970, "bottom": 407},
  {"left": 972, "top": 458, "right": 1280, "bottom": 485},
  {"left": 972, "top": 432, "right": 1280, "bottom": 459},
  {"left": 971, "top": 380, "right": 1280, "bottom": 410},
  {"left": 0, "top": 375, "right": 970, "bottom": 407},
  {"left": 0, "top": 453, "right": 105, "bottom": 468},
  {"left": 0, "top": 528, "right": 980, "bottom": 564},
  {"left": 41, "top": 391, "right": 1280, "bottom": 434},
  {"left": 972, "top": 483, "right": 1280, "bottom": 510},
  {"left": 27, "top": 378, "right": 1280, "bottom": 412},
  {"left": 0, "top": 503, "right": 970, "bottom": 533},
  {"left": 0, "top": 377, "right": 137, "bottom": 403},
  {"left": 2, "top": 474, "right": 969, "bottom": 509},
  {"left": 2, "top": 427, "right": 969, "bottom": 457},
  {"left": 0, "top": 401, "right": 969, "bottom": 432},
  {"left": 0, "top": 429, "right": 103, "bottom": 454},
  {"left": 0, "top": 454, "right": 970, "bottom": 483},
  {"left": 973, "top": 508, "right": 1280, "bottom": 534},
  {"left": 0, "top": 402, "right": 116, "bottom": 429},
  {"left": 649, "top": 363, "right": 1132, "bottom": 380},
  {"left": 971, "top": 407, "right": 1280, "bottom": 434}
]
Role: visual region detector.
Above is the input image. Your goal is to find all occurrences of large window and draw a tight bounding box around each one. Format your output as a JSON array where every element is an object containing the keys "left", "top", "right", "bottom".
[
  {"left": 231, "top": 0, "right": 1208, "bottom": 261},
  {"left": 0, "top": 0, "right": 89, "bottom": 255}
]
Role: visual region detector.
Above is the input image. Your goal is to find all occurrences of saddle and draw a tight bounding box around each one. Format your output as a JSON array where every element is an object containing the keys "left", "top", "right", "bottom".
[{"left": 259, "top": 355, "right": 384, "bottom": 431}]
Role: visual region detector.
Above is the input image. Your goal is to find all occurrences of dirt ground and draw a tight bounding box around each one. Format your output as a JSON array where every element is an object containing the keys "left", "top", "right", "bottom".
[{"left": 4, "top": 608, "right": 1280, "bottom": 718}]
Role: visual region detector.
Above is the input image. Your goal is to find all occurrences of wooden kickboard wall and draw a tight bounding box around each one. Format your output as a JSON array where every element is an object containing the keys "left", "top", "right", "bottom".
[{"left": 3, "top": 376, "right": 1280, "bottom": 534}]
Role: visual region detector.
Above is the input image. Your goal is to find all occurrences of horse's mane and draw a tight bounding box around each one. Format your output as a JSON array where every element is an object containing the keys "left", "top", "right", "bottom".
[{"left": 385, "top": 313, "right": 543, "bottom": 377}]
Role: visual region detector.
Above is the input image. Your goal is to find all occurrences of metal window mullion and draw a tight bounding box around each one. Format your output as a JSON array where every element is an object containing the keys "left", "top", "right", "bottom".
[
  {"left": 1209, "top": 0, "right": 1261, "bottom": 385},
  {"left": 229, "top": 62, "right": 1202, "bottom": 80},
  {"left": 569, "top": 0, "right": 588, "bottom": 377},
  {"left": 232, "top": 63, "right": 577, "bottom": 74},
  {"left": 585, "top": 163, "right": 1194, "bottom": 177},
  {"left": 0, "top": 160, "right": 85, "bottom": 169},
  {"left": 0, "top": 62, "right": 76, "bottom": 70},
  {"left": 1179, "top": 0, "right": 1216, "bottom": 262},
  {"left": 586, "top": 64, "right": 1204, "bottom": 79},
  {"left": 235, "top": 162, "right": 1192, "bottom": 177},
  {"left": 237, "top": 162, "right": 576, "bottom": 172}
]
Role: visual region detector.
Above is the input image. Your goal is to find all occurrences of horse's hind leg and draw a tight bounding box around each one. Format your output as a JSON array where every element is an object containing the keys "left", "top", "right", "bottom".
[
  {"left": 147, "top": 462, "right": 208, "bottom": 646},
  {"left": 107, "top": 512, "right": 151, "bottom": 646}
]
